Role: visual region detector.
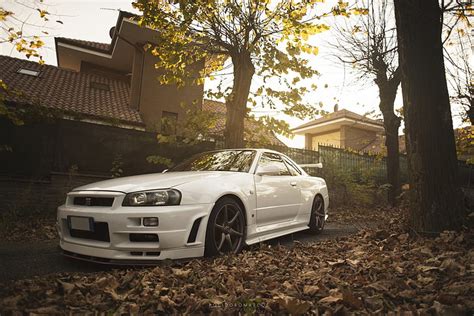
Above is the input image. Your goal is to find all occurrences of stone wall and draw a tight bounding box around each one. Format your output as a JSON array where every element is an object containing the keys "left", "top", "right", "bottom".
[{"left": 0, "top": 172, "right": 109, "bottom": 216}]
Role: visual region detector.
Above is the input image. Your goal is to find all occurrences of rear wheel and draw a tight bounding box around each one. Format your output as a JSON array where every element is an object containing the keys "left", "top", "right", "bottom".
[
  {"left": 309, "top": 195, "right": 325, "bottom": 234},
  {"left": 205, "top": 197, "right": 245, "bottom": 257}
]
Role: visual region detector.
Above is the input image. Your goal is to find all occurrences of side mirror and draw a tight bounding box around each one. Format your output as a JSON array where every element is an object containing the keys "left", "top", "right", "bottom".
[{"left": 256, "top": 164, "right": 281, "bottom": 176}]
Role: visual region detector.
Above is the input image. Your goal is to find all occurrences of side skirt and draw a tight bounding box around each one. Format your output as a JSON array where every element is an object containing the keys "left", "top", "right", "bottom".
[{"left": 245, "top": 222, "right": 309, "bottom": 245}]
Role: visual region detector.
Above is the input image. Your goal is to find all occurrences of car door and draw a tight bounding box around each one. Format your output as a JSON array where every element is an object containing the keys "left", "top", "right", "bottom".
[{"left": 254, "top": 152, "right": 301, "bottom": 227}]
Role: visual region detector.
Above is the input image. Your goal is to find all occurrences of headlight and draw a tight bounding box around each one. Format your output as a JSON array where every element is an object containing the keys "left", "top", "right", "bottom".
[{"left": 122, "top": 189, "right": 181, "bottom": 206}]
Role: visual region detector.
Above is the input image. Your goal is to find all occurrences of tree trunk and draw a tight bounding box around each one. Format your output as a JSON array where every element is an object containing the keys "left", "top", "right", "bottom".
[
  {"left": 379, "top": 85, "right": 401, "bottom": 206},
  {"left": 224, "top": 51, "right": 255, "bottom": 148},
  {"left": 394, "top": 0, "right": 465, "bottom": 232},
  {"left": 375, "top": 68, "right": 402, "bottom": 207}
]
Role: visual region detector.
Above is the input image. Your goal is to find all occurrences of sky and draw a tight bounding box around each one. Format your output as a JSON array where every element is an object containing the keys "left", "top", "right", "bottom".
[{"left": 1, "top": 0, "right": 469, "bottom": 148}]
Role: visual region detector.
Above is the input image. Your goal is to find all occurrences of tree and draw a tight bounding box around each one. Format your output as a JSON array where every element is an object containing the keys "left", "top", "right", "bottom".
[
  {"left": 393, "top": 0, "right": 466, "bottom": 232},
  {"left": 134, "top": 0, "right": 364, "bottom": 148},
  {"left": 445, "top": 27, "right": 473, "bottom": 125},
  {"left": 0, "top": 1, "right": 57, "bottom": 64},
  {"left": 330, "top": 0, "right": 402, "bottom": 206}
]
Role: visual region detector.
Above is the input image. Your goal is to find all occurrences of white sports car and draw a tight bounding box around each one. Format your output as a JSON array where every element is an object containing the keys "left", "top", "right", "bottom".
[{"left": 57, "top": 149, "right": 329, "bottom": 263}]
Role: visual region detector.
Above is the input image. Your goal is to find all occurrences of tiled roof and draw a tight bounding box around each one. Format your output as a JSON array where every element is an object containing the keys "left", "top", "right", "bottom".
[
  {"left": 56, "top": 37, "right": 111, "bottom": 52},
  {"left": 202, "top": 99, "right": 227, "bottom": 114},
  {"left": 0, "top": 55, "right": 143, "bottom": 125},
  {"left": 202, "top": 99, "right": 285, "bottom": 146},
  {"left": 292, "top": 108, "right": 384, "bottom": 131},
  {"left": 1, "top": 55, "right": 285, "bottom": 145}
]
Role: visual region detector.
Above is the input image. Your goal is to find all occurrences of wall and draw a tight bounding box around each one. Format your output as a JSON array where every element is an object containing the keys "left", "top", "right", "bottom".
[
  {"left": 0, "top": 118, "right": 216, "bottom": 214},
  {"left": 0, "top": 173, "right": 110, "bottom": 217},
  {"left": 138, "top": 53, "right": 205, "bottom": 131},
  {"left": 341, "top": 126, "right": 378, "bottom": 151},
  {"left": 311, "top": 130, "right": 341, "bottom": 151},
  {"left": 56, "top": 40, "right": 134, "bottom": 73},
  {"left": 0, "top": 119, "right": 217, "bottom": 177}
]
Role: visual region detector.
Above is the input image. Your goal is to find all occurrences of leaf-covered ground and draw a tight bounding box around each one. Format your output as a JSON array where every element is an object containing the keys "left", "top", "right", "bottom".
[
  {"left": 0, "top": 217, "right": 56, "bottom": 242},
  {"left": 0, "top": 210, "right": 472, "bottom": 315},
  {"left": 327, "top": 206, "right": 395, "bottom": 227}
]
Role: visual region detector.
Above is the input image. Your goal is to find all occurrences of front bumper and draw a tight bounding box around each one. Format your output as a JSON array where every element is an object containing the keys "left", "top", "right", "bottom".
[{"left": 57, "top": 191, "right": 213, "bottom": 262}]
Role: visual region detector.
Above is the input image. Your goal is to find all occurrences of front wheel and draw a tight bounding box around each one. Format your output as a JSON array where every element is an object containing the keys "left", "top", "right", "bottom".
[
  {"left": 308, "top": 195, "right": 325, "bottom": 234},
  {"left": 205, "top": 197, "right": 245, "bottom": 257}
]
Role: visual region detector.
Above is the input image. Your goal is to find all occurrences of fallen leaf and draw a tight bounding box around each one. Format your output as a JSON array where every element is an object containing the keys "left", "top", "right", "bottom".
[
  {"left": 172, "top": 268, "right": 191, "bottom": 278},
  {"left": 58, "top": 280, "right": 75, "bottom": 295},
  {"left": 276, "top": 295, "right": 311, "bottom": 315},
  {"left": 319, "top": 291, "right": 343, "bottom": 304},
  {"left": 418, "top": 266, "right": 440, "bottom": 273},
  {"left": 303, "top": 285, "right": 319, "bottom": 295},
  {"left": 341, "top": 288, "right": 363, "bottom": 309}
]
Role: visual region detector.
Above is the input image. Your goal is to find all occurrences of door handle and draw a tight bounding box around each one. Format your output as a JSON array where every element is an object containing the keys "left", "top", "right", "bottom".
[{"left": 290, "top": 181, "right": 297, "bottom": 187}]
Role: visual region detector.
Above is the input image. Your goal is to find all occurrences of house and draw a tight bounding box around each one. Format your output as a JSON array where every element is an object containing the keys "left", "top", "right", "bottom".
[
  {"left": 1, "top": 10, "right": 282, "bottom": 145},
  {"left": 0, "top": 10, "right": 284, "bottom": 214},
  {"left": 54, "top": 11, "right": 203, "bottom": 133},
  {"left": 292, "top": 108, "right": 385, "bottom": 152},
  {"left": 202, "top": 99, "right": 285, "bottom": 146},
  {"left": 293, "top": 107, "right": 474, "bottom": 164}
]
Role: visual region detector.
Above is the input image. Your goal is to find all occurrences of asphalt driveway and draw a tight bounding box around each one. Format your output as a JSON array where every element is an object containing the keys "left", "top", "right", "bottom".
[{"left": 0, "top": 222, "right": 358, "bottom": 283}]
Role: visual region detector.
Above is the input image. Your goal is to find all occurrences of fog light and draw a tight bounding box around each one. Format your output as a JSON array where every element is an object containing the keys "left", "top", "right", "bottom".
[{"left": 143, "top": 217, "right": 159, "bottom": 226}]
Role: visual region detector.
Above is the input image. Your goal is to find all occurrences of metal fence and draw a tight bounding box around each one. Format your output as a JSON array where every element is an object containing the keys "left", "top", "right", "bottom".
[
  {"left": 315, "top": 145, "right": 408, "bottom": 184},
  {"left": 266, "top": 144, "right": 320, "bottom": 165},
  {"left": 312, "top": 144, "right": 472, "bottom": 188}
]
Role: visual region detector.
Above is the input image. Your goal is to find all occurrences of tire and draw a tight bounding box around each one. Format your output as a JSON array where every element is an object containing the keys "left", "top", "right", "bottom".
[
  {"left": 308, "top": 195, "right": 325, "bottom": 234},
  {"left": 204, "top": 197, "right": 246, "bottom": 257}
]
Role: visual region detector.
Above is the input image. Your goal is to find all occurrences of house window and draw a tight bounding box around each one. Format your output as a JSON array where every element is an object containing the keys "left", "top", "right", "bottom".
[
  {"left": 161, "top": 111, "right": 178, "bottom": 135},
  {"left": 17, "top": 68, "right": 40, "bottom": 77},
  {"left": 90, "top": 81, "right": 110, "bottom": 91}
]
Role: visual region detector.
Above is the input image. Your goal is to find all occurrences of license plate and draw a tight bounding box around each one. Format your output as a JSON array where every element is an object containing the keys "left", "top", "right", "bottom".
[{"left": 68, "top": 216, "right": 94, "bottom": 231}]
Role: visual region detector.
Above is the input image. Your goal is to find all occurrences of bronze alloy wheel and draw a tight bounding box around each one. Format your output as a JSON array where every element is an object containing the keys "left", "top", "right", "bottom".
[
  {"left": 309, "top": 195, "right": 325, "bottom": 234},
  {"left": 205, "top": 198, "right": 245, "bottom": 256}
]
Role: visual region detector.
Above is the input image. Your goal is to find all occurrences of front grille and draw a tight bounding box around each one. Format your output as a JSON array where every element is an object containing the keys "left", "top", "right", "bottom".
[
  {"left": 130, "top": 251, "right": 161, "bottom": 257},
  {"left": 129, "top": 233, "right": 159, "bottom": 242},
  {"left": 69, "top": 222, "right": 110, "bottom": 242},
  {"left": 73, "top": 197, "right": 114, "bottom": 207}
]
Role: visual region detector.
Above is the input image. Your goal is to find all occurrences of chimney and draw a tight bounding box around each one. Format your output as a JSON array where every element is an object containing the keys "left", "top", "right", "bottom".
[{"left": 334, "top": 104, "right": 339, "bottom": 112}]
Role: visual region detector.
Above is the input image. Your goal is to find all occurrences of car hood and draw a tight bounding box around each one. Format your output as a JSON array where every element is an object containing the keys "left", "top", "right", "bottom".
[{"left": 72, "top": 171, "right": 230, "bottom": 193}]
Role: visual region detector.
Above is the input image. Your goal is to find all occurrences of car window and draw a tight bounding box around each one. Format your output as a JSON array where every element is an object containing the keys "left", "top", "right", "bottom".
[
  {"left": 282, "top": 156, "right": 302, "bottom": 176},
  {"left": 169, "top": 150, "right": 256, "bottom": 173},
  {"left": 257, "top": 152, "right": 291, "bottom": 176}
]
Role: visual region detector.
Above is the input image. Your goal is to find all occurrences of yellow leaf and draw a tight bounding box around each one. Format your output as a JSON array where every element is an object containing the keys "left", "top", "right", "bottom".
[
  {"left": 301, "top": 31, "right": 308, "bottom": 40},
  {"left": 37, "top": 9, "right": 49, "bottom": 18}
]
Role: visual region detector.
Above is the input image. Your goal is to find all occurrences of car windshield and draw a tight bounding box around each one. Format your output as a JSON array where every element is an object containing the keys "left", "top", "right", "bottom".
[{"left": 169, "top": 150, "right": 256, "bottom": 173}]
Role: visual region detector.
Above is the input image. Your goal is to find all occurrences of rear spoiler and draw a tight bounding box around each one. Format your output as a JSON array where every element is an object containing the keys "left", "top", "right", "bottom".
[{"left": 299, "top": 163, "right": 323, "bottom": 169}]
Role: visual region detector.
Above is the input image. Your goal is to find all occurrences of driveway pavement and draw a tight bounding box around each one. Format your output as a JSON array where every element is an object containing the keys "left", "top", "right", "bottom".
[{"left": 0, "top": 223, "right": 358, "bottom": 283}]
